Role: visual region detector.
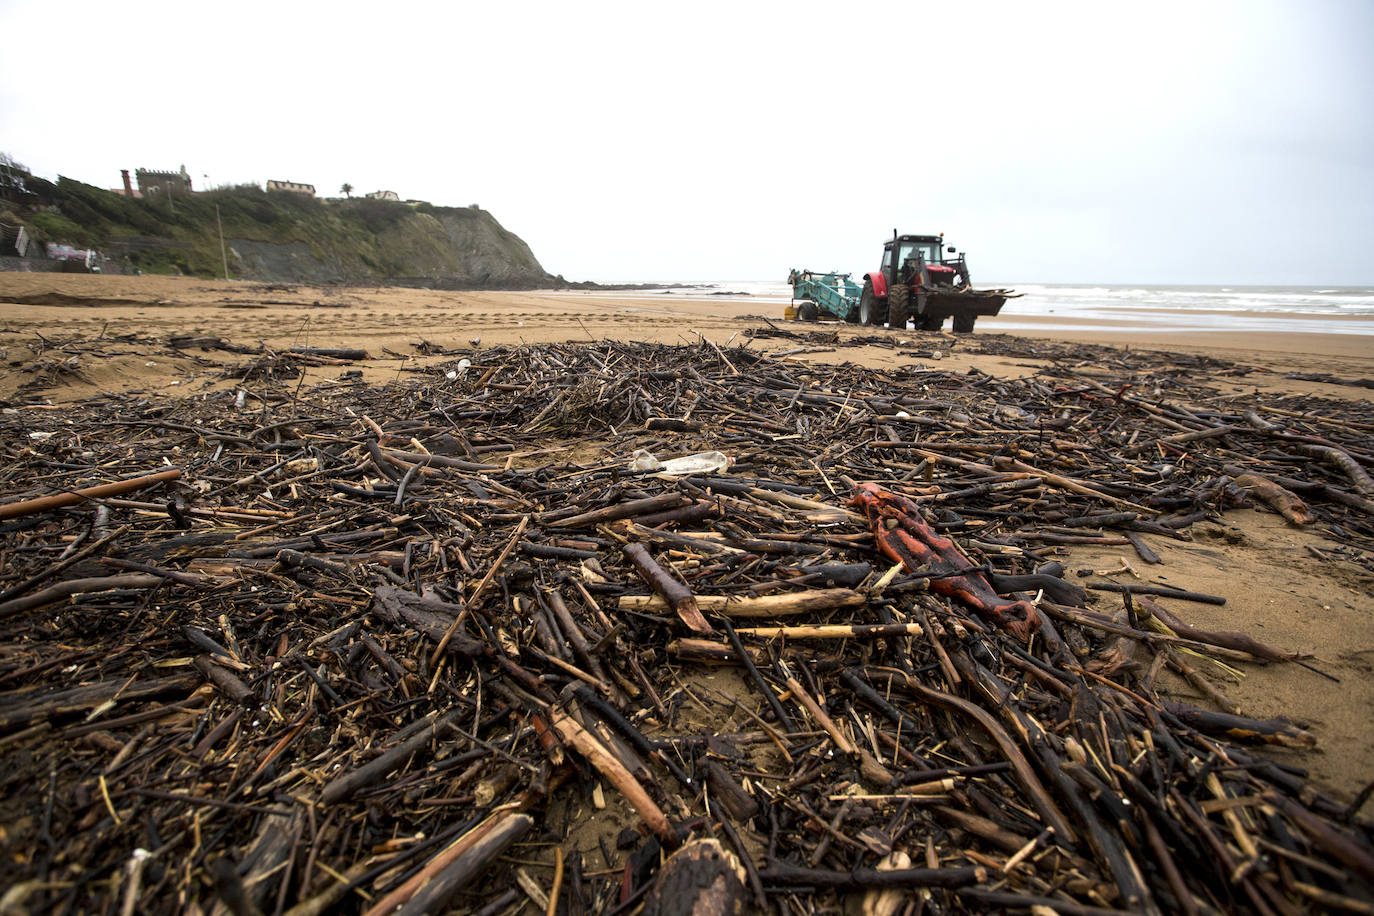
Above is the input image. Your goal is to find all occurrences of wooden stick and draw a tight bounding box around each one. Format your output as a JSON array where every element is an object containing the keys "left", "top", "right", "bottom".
[
  {"left": 1122, "top": 424, "right": 1238, "bottom": 456},
  {"left": 733, "top": 622, "right": 923, "bottom": 640},
  {"left": 1039, "top": 600, "right": 1258, "bottom": 661},
  {"left": 878, "top": 667, "right": 1078, "bottom": 843},
  {"left": 619, "top": 587, "right": 865, "bottom": 618},
  {"left": 1162, "top": 701, "right": 1316, "bottom": 748},
  {"left": 0, "top": 468, "right": 182, "bottom": 520},
  {"left": 1264, "top": 791, "right": 1374, "bottom": 887},
  {"left": 757, "top": 863, "right": 985, "bottom": 889},
  {"left": 549, "top": 493, "right": 688, "bottom": 529},
  {"left": 319, "top": 713, "right": 457, "bottom": 805},
  {"left": 0, "top": 574, "right": 162, "bottom": 621},
  {"left": 987, "top": 456, "right": 1151, "bottom": 512},
  {"left": 546, "top": 847, "right": 563, "bottom": 916},
  {"left": 1231, "top": 472, "right": 1316, "bottom": 525},
  {"left": 550, "top": 707, "right": 678, "bottom": 847},
  {"left": 785, "top": 676, "right": 855, "bottom": 755},
  {"left": 192, "top": 655, "right": 258, "bottom": 707},
  {"left": 1140, "top": 595, "right": 1294, "bottom": 664},
  {"left": 667, "top": 636, "right": 764, "bottom": 665},
  {"left": 361, "top": 808, "right": 533, "bottom": 916},
  {"left": 1292, "top": 443, "right": 1374, "bottom": 496},
  {"left": 429, "top": 515, "right": 527, "bottom": 668},
  {"left": 1086, "top": 582, "right": 1226, "bottom": 605},
  {"left": 830, "top": 778, "right": 956, "bottom": 800},
  {"left": 623, "top": 542, "right": 711, "bottom": 633}
]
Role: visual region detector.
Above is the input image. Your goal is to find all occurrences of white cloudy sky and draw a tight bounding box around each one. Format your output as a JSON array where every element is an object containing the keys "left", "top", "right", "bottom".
[{"left": 1, "top": 0, "right": 1370, "bottom": 284}]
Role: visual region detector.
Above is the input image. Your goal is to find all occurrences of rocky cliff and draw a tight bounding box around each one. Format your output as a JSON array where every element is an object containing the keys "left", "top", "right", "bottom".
[{"left": 6, "top": 175, "right": 559, "bottom": 288}]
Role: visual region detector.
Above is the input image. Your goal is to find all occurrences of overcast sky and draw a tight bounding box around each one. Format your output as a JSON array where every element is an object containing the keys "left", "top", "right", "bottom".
[{"left": 2, "top": 0, "right": 1370, "bottom": 284}]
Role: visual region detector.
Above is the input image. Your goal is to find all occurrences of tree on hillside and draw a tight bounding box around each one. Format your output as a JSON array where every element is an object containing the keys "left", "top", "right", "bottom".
[{"left": 340, "top": 183, "right": 353, "bottom": 198}]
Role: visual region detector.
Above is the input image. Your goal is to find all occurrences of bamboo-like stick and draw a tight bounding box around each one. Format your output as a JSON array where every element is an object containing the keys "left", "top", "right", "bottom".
[
  {"left": 733, "top": 622, "right": 923, "bottom": 640},
  {"left": 619, "top": 587, "right": 865, "bottom": 618},
  {"left": 0, "top": 467, "right": 182, "bottom": 520},
  {"left": 785, "top": 676, "right": 855, "bottom": 755},
  {"left": 987, "top": 456, "right": 1151, "bottom": 512}
]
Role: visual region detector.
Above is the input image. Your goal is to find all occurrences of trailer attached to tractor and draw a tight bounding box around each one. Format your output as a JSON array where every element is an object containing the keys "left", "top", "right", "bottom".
[{"left": 788, "top": 231, "right": 1016, "bottom": 332}]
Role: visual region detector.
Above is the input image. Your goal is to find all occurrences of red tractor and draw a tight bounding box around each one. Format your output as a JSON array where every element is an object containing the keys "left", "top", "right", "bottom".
[{"left": 857, "top": 231, "right": 1013, "bottom": 332}]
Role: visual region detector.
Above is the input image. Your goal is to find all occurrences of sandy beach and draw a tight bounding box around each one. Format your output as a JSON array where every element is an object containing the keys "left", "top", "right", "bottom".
[
  {"left": 2, "top": 273, "right": 1372, "bottom": 403},
  {"left": 1, "top": 272, "right": 1371, "bottom": 802}
]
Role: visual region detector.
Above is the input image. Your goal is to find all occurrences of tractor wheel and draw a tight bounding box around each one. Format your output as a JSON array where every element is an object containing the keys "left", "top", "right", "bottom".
[
  {"left": 953, "top": 314, "right": 976, "bottom": 333},
  {"left": 798, "top": 301, "right": 819, "bottom": 321},
  {"left": 858, "top": 283, "right": 885, "bottom": 326},
  {"left": 887, "top": 284, "right": 910, "bottom": 329},
  {"left": 918, "top": 313, "right": 941, "bottom": 331}
]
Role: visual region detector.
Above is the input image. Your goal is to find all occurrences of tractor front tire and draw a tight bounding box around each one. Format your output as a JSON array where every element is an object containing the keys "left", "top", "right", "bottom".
[
  {"left": 953, "top": 314, "right": 976, "bottom": 333},
  {"left": 859, "top": 283, "right": 884, "bottom": 326},
  {"left": 887, "top": 284, "right": 910, "bottom": 330},
  {"left": 798, "top": 301, "right": 819, "bottom": 322}
]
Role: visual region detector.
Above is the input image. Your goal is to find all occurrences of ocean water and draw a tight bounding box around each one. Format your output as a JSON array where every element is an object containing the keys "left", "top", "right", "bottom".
[{"left": 594, "top": 281, "right": 1374, "bottom": 336}]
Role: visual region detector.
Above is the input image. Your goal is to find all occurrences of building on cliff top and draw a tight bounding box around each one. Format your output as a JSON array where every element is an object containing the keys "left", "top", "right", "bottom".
[
  {"left": 266, "top": 180, "right": 315, "bottom": 196},
  {"left": 366, "top": 190, "right": 399, "bottom": 201},
  {"left": 135, "top": 165, "right": 191, "bottom": 197}
]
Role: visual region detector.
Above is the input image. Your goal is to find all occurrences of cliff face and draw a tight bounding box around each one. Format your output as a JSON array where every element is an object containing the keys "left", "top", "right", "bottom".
[
  {"left": 10, "top": 176, "right": 559, "bottom": 288},
  {"left": 367, "top": 206, "right": 551, "bottom": 288},
  {"left": 228, "top": 206, "right": 553, "bottom": 288}
]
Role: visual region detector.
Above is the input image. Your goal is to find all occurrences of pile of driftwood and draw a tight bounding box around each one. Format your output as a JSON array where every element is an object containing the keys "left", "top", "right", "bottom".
[{"left": 0, "top": 335, "right": 1372, "bottom": 915}]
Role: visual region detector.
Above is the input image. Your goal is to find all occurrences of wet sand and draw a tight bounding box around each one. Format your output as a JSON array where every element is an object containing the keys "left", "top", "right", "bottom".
[{"left": 1, "top": 273, "right": 1371, "bottom": 799}]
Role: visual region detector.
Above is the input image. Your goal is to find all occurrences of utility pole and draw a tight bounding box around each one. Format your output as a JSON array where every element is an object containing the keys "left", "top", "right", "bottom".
[{"left": 216, "top": 204, "right": 229, "bottom": 280}]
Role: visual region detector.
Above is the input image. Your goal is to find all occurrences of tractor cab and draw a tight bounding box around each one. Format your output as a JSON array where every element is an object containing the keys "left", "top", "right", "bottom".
[
  {"left": 881, "top": 233, "right": 968, "bottom": 288},
  {"left": 853, "top": 228, "right": 1013, "bottom": 332}
]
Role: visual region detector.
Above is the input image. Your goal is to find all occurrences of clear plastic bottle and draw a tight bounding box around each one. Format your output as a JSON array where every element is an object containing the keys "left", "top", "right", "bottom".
[{"left": 627, "top": 450, "right": 732, "bottom": 476}]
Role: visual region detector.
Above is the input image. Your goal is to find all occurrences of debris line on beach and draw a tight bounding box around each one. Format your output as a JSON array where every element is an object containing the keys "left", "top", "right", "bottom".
[{"left": 0, "top": 335, "right": 1371, "bottom": 914}]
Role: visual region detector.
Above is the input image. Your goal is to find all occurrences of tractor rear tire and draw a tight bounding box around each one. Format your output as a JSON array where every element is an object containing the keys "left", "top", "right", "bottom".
[
  {"left": 918, "top": 313, "right": 941, "bottom": 331},
  {"left": 858, "top": 283, "right": 884, "bottom": 326},
  {"left": 887, "top": 284, "right": 910, "bottom": 330},
  {"left": 798, "top": 301, "right": 819, "bottom": 321},
  {"left": 953, "top": 314, "right": 976, "bottom": 333}
]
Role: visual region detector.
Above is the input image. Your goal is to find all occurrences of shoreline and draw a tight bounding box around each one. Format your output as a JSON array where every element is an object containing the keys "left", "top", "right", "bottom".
[
  {"left": 974, "top": 317, "right": 1374, "bottom": 360},
  {"left": 1, "top": 274, "right": 1371, "bottom": 401},
  {"left": 545, "top": 289, "right": 1374, "bottom": 339}
]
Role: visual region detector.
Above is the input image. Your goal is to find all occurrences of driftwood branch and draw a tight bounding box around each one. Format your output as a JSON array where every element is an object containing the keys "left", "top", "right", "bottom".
[{"left": 0, "top": 468, "right": 182, "bottom": 520}]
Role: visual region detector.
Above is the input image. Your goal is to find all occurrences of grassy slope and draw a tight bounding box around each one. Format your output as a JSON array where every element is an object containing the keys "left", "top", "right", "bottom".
[{"left": 11, "top": 176, "right": 549, "bottom": 284}]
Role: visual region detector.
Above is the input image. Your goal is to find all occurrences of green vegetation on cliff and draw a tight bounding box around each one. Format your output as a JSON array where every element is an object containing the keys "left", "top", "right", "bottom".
[{"left": 6, "top": 173, "right": 556, "bottom": 287}]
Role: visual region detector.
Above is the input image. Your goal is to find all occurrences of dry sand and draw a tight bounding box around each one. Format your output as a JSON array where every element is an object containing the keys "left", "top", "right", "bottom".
[{"left": 2, "top": 273, "right": 1371, "bottom": 800}]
